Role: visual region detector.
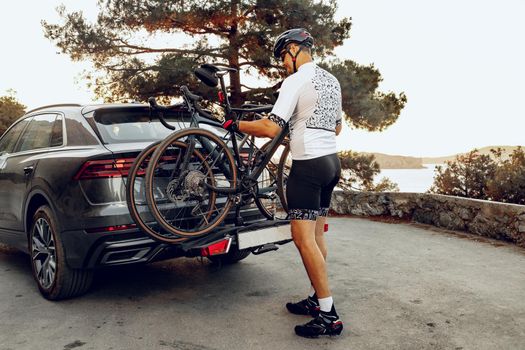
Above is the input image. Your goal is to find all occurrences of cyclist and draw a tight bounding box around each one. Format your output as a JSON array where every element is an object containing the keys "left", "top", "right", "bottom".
[{"left": 222, "top": 28, "right": 343, "bottom": 338}]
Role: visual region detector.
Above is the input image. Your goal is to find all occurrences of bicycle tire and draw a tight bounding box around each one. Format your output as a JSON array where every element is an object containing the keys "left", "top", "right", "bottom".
[
  {"left": 145, "top": 128, "right": 237, "bottom": 238},
  {"left": 252, "top": 140, "right": 289, "bottom": 220},
  {"left": 276, "top": 140, "right": 292, "bottom": 213},
  {"left": 126, "top": 141, "right": 194, "bottom": 243}
]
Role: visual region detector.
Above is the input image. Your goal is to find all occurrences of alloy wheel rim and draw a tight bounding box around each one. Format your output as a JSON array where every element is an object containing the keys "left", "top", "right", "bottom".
[{"left": 31, "top": 218, "right": 56, "bottom": 289}]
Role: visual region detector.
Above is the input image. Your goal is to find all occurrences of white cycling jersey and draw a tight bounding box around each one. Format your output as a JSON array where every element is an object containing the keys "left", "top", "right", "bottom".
[{"left": 269, "top": 62, "right": 342, "bottom": 160}]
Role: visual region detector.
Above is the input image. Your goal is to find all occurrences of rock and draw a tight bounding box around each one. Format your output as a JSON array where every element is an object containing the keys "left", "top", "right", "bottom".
[
  {"left": 438, "top": 212, "right": 465, "bottom": 230},
  {"left": 413, "top": 209, "right": 434, "bottom": 225},
  {"left": 438, "top": 212, "right": 453, "bottom": 227},
  {"left": 456, "top": 207, "right": 471, "bottom": 221}
]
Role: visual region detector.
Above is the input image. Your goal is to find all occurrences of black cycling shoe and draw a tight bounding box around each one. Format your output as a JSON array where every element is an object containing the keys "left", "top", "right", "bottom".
[
  {"left": 294, "top": 306, "right": 343, "bottom": 338},
  {"left": 286, "top": 295, "right": 320, "bottom": 317}
]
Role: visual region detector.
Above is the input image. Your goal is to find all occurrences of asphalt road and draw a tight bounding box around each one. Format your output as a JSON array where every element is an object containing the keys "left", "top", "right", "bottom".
[{"left": 1, "top": 217, "right": 524, "bottom": 350}]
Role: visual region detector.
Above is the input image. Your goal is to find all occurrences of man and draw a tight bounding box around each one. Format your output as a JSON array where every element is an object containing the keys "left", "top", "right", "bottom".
[{"left": 222, "top": 28, "right": 343, "bottom": 338}]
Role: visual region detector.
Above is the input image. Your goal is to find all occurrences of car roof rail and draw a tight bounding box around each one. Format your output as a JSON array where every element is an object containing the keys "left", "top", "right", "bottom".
[{"left": 26, "top": 103, "right": 82, "bottom": 114}]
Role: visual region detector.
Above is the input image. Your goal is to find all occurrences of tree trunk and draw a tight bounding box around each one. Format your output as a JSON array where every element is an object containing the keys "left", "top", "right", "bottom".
[{"left": 228, "top": 0, "right": 242, "bottom": 106}]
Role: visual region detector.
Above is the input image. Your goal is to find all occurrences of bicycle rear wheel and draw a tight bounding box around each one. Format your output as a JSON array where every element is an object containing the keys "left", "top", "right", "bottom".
[
  {"left": 253, "top": 139, "right": 289, "bottom": 220},
  {"left": 145, "top": 128, "right": 237, "bottom": 238},
  {"left": 126, "top": 141, "right": 187, "bottom": 244}
]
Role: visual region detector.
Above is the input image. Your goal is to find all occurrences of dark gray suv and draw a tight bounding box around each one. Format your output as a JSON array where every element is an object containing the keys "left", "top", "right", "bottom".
[{"left": 0, "top": 103, "right": 289, "bottom": 300}]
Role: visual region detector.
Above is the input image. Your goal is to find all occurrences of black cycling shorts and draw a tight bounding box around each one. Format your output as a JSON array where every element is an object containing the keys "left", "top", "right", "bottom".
[{"left": 286, "top": 153, "right": 341, "bottom": 220}]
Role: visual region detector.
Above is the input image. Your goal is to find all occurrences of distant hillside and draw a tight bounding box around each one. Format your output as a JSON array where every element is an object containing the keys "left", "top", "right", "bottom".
[
  {"left": 422, "top": 145, "right": 523, "bottom": 164},
  {"left": 365, "top": 152, "right": 424, "bottom": 169},
  {"left": 355, "top": 146, "right": 523, "bottom": 169}
]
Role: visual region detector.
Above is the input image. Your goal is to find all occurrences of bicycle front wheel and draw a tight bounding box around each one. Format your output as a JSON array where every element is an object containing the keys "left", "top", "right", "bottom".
[
  {"left": 253, "top": 139, "right": 289, "bottom": 220},
  {"left": 276, "top": 140, "right": 291, "bottom": 214},
  {"left": 144, "top": 128, "right": 237, "bottom": 238}
]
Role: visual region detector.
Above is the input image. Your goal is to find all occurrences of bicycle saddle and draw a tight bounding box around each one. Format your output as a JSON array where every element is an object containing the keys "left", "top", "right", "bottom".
[
  {"left": 194, "top": 64, "right": 238, "bottom": 87},
  {"left": 195, "top": 66, "right": 218, "bottom": 87}
]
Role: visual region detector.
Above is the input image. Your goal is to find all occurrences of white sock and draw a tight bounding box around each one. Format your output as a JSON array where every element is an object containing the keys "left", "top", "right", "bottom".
[
  {"left": 318, "top": 296, "right": 333, "bottom": 312},
  {"left": 308, "top": 286, "right": 316, "bottom": 298}
]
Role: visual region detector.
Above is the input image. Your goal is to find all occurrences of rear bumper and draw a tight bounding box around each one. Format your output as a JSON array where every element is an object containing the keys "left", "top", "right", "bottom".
[
  {"left": 60, "top": 228, "right": 158, "bottom": 268},
  {"left": 61, "top": 206, "right": 291, "bottom": 269}
]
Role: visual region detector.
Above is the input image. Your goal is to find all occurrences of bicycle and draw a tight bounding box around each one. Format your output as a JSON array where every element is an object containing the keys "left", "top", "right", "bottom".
[{"left": 126, "top": 64, "right": 291, "bottom": 243}]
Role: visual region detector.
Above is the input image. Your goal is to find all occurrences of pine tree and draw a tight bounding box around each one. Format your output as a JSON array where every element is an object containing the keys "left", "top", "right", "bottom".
[{"left": 43, "top": 0, "right": 406, "bottom": 131}]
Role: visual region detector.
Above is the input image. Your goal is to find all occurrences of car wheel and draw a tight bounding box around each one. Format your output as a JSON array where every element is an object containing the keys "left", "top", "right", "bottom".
[
  {"left": 208, "top": 246, "right": 251, "bottom": 265},
  {"left": 29, "top": 205, "right": 93, "bottom": 300}
]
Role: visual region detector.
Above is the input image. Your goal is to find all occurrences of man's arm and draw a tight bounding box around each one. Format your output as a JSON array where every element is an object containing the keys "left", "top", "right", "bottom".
[
  {"left": 238, "top": 117, "right": 282, "bottom": 138},
  {"left": 335, "top": 123, "right": 342, "bottom": 136},
  {"left": 231, "top": 76, "right": 297, "bottom": 139}
]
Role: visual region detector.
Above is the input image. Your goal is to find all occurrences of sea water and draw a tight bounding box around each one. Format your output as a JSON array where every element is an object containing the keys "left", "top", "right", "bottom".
[{"left": 376, "top": 164, "right": 442, "bottom": 193}]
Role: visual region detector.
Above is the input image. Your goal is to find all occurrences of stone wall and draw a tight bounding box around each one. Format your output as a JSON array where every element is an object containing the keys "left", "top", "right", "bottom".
[{"left": 331, "top": 191, "right": 525, "bottom": 248}]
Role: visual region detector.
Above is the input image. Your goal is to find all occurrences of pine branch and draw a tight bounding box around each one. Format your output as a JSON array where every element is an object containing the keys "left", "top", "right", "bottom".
[{"left": 113, "top": 38, "right": 224, "bottom": 57}]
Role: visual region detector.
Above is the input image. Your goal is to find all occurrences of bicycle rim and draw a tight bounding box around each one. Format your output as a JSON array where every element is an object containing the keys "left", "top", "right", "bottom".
[
  {"left": 126, "top": 141, "right": 187, "bottom": 244},
  {"left": 276, "top": 140, "right": 291, "bottom": 214},
  {"left": 145, "top": 128, "right": 237, "bottom": 238},
  {"left": 253, "top": 140, "right": 289, "bottom": 220}
]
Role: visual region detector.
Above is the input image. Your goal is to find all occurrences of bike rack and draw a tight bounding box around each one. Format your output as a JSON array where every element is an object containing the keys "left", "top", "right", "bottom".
[{"left": 180, "top": 218, "right": 291, "bottom": 251}]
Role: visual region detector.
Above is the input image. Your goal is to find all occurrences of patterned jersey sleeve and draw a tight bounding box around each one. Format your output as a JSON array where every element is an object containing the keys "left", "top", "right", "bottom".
[{"left": 269, "top": 77, "right": 301, "bottom": 128}]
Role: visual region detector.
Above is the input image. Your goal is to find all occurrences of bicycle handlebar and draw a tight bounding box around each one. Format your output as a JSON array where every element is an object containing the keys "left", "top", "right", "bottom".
[
  {"left": 148, "top": 83, "right": 274, "bottom": 131},
  {"left": 147, "top": 97, "right": 176, "bottom": 130},
  {"left": 179, "top": 86, "right": 214, "bottom": 120},
  {"left": 180, "top": 85, "right": 203, "bottom": 102}
]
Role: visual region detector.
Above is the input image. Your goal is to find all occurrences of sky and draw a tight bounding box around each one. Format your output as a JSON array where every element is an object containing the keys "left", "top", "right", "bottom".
[{"left": 1, "top": 0, "right": 524, "bottom": 157}]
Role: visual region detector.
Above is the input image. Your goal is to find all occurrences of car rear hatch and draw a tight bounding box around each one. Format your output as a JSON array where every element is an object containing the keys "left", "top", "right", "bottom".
[
  {"left": 77, "top": 104, "right": 263, "bottom": 225},
  {"left": 75, "top": 105, "right": 189, "bottom": 205}
]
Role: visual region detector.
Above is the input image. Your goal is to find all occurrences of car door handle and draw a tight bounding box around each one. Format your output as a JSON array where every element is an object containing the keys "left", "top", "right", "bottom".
[{"left": 23, "top": 166, "right": 34, "bottom": 175}]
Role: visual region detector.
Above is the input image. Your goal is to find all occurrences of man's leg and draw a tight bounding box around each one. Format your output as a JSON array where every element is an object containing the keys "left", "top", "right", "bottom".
[
  {"left": 286, "top": 216, "right": 327, "bottom": 315},
  {"left": 305, "top": 216, "right": 327, "bottom": 297},
  {"left": 291, "top": 219, "right": 330, "bottom": 298},
  {"left": 285, "top": 154, "right": 343, "bottom": 337},
  {"left": 314, "top": 216, "right": 328, "bottom": 260},
  {"left": 291, "top": 217, "right": 343, "bottom": 338}
]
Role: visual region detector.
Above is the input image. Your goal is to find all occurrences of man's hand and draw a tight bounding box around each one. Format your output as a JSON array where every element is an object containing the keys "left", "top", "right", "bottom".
[
  {"left": 222, "top": 118, "right": 238, "bottom": 132},
  {"left": 335, "top": 123, "right": 342, "bottom": 136}
]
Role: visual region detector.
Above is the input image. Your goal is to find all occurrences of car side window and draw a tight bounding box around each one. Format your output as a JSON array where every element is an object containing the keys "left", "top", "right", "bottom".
[
  {"left": 50, "top": 115, "right": 64, "bottom": 147},
  {"left": 0, "top": 118, "right": 31, "bottom": 156},
  {"left": 16, "top": 114, "right": 58, "bottom": 152}
]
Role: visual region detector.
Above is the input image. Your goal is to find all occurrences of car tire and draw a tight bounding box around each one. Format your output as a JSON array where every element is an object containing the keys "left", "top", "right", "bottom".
[
  {"left": 29, "top": 205, "right": 93, "bottom": 300},
  {"left": 208, "top": 246, "right": 251, "bottom": 265}
]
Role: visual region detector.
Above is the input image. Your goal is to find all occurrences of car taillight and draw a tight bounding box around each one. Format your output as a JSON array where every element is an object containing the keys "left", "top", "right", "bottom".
[
  {"left": 200, "top": 237, "right": 232, "bottom": 257},
  {"left": 86, "top": 223, "right": 137, "bottom": 233},
  {"left": 74, "top": 158, "right": 135, "bottom": 180},
  {"left": 132, "top": 155, "right": 177, "bottom": 177},
  {"left": 324, "top": 223, "right": 329, "bottom": 232}
]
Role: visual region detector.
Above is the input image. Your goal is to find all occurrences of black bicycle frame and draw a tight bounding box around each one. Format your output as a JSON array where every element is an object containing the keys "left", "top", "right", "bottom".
[
  {"left": 164, "top": 76, "right": 283, "bottom": 196},
  {"left": 245, "top": 125, "right": 289, "bottom": 181}
]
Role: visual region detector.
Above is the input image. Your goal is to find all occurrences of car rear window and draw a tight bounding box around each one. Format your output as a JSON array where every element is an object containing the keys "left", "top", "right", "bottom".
[{"left": 92, "top": 108, "right": 191, "bottom": 144}]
